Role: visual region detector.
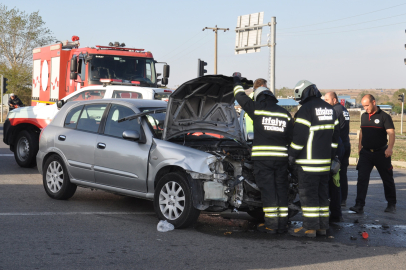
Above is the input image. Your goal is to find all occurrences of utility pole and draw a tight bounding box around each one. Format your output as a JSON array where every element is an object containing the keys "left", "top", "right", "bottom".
[
  {"left": 1, "top": 74, "right": 3, "bottom": 123},
  {"left": 399, "top": 93, "right": 405, "bottom": 135},
  {"left": 203, "top": 25, "right": 229, "bottom": 74}
]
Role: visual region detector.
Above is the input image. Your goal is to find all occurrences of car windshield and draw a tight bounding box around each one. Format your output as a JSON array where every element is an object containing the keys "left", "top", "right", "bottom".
[
  {"left": 139, "top": 107, "right": 166, "bottom": 139},
  {"left": 89, "top": 55, "right": 156, "bottom": 86}
]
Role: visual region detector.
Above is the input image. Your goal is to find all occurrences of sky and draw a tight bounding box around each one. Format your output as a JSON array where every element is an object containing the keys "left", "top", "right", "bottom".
[{"left": 3, "top": 0, "right": 406, "bottom": 89}]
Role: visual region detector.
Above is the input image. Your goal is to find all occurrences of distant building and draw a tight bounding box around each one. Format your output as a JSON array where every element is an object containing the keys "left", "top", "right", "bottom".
[
  {"left": 277, "top": 98, "right": 299, "bottom": 111},
  {"left": 377, "top": 105, "right": 392, "bottom": 114}
]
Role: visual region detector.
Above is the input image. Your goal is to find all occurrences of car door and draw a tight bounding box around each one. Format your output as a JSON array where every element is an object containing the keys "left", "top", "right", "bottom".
[
  {"left": 94, "top": 104, "right": 151, "bottom": 192},
  {"left": 55, "top": 103, "right": 107, "bottom": 182}
]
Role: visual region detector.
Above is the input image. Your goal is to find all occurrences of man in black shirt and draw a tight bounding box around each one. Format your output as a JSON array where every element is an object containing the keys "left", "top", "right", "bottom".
[{"left": 350, "top": 94, "right": 396, "bottom": 214}]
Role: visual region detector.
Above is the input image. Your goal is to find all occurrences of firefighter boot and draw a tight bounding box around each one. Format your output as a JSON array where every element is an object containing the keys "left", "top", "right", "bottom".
[
  {"left": 316, "top": 229, "right": 327, "bottom": 236},
  {"left": 349, "top": 204, "right": 364, "bottom": 214},
  {"left": 257, "top": 223, "right": 277, "bottom": 234},
  {"left": 289, "top": 227, "right": 316, "bottom": 238}
]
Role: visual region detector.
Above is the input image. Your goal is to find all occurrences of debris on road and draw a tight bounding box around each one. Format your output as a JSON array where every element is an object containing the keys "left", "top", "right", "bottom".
[
  {"left": 157, "top": 220, "right": 175, "bottom": 232},
  {"left": 362, "top": 232, "right": 369, "bottom": 239},
  {"left": 350, "top": 236, "right": 358, "bottom": 240}
]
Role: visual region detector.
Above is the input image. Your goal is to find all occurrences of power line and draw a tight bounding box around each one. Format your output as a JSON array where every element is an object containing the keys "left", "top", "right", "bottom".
[
  {"left": 165, "top": 34, "right": 212, "bottom": 62},
  {"left": 279, "top": 20, "right": 406, "bottom": 36},
  {"left": 161, "top": 31, "right": 203, "bottom": 58},
  {"left": 279, "top": 3, "right": 406, "bottom": 30},
  {"left": 280, "top": 12, "right": 406, "bottom": 34}
]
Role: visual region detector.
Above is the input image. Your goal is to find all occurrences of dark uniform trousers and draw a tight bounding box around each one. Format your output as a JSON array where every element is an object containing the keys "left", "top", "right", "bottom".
[
  {"left": 356, "top": 148, "right": 396, "bottom": 206},
  {"left": 254, "top": 160, "right": 289, "bottom": 230},
  {"left": 298, "top": 170, "right": 330, "bottom": 230},
  {"left": 340, "top": 141, "right": 351, "bottom": 202}
]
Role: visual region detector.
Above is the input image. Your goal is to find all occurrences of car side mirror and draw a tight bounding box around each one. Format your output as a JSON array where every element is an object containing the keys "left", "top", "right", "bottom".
[
  {"left": 57, "top": 100, "right": 65, "bottom": 109},
  {"left": 161, "top": 77, "right": 168, "bottom": 86},
  {"left": 122, "top": 130, "right": 140, "bottom": 141}
]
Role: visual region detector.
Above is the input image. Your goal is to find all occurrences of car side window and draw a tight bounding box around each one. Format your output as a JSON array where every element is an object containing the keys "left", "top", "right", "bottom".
[
  {"left": 64, "top": 105, "right": 84, "bottom": 129},
  {"left": 104, "top": 104, "right": 140, "bottom": 138},
  {"left": 67, "top": 90, "right": 106, "bottom": 102},
  {"left": 76, "top": 104, "right": 107, "bottom": 133},
  {"left": 112, "top": 90, "right": 143, "bottom": 99}
]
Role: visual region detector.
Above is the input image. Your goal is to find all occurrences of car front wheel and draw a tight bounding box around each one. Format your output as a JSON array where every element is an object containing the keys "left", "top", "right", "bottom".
[
  {"left": 43, "top": 154, "right": 77, "bottom": 200},
  {"left": 154, "top": 172, "right": 200, "bottom": 229},
  {"left": 14, "top": 130, "right": 38, "bottom": 168}
]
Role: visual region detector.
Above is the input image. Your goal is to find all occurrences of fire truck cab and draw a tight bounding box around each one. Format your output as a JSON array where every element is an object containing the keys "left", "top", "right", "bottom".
[{"left": 31, "top": 37, "right": 169, "bottom": 105}]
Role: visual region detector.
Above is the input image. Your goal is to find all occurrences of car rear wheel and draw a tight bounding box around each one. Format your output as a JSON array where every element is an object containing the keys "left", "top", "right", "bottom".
[
  {"left": 154, "top": 172, "right": 200, "bottom": 229},
  {"left": 14, "top": 130, "right": 38, "bottom": 168},
  {"left": 43, "top": 154, "right": 77, "bottom": 200}
]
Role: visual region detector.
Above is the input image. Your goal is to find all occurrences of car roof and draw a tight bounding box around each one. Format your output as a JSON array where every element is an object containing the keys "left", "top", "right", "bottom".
[{"left": 65, "top": 98, "right": 167, "bottom": 108}]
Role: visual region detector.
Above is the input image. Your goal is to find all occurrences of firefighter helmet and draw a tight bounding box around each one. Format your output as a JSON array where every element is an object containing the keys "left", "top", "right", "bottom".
[
  {"left": 254, "top": 87, "right": 275, "bottom": 101},
  {"left": 293, "top": 80, "right": 321, "bottom": 103}
]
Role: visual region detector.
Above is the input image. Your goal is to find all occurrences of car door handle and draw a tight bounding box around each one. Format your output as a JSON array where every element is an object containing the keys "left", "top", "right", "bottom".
[
  {"left": 97, "top": 143, "right": 106, "bottom": 149},
  {"left": 58, "top": 135, "right": 66, "bottom": 141}
]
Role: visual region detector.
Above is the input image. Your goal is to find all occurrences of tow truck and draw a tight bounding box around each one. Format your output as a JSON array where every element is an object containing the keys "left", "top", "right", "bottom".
[{"left": 3, "top": 36, "right": 172, "bottom": 167}]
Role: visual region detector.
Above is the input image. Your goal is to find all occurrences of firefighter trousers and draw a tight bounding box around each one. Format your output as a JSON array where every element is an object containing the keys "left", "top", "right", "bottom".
[
  {"left": 340, "top": 141, "right": 351, "bottom": 202},
  {"left": 254, "top": 160, "right": 289, "bottom": 230},
  {"left": 356, "top": 148, "right": 396, "bottom": 206},
  {"left": 298, "top": 169, "right": 330, "bottom": 230}
]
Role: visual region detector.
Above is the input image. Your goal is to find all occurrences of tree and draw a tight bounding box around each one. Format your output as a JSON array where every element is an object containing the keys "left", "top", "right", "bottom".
[{"left": 0, "top": 5, "right": 54, "bottom": 105}]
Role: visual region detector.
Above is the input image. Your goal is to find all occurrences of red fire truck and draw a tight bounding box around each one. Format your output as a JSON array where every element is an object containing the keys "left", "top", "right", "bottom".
[
  {"left": 3, "top": 36, "right": 171, "bottom": 167},
  {"left": 31, "top": 36, "right": 169, "bottom": 105}
]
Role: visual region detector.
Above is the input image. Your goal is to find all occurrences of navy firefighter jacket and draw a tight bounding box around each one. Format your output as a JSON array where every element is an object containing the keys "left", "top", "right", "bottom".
[
  {"left": 288, "top": 96, "right": 340, "bottom": 174},
  {"left": 233, "top": 84, "right": 294, "bottom": 161}
]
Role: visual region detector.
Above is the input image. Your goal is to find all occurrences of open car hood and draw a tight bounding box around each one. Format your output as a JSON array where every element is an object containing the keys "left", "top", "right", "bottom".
[{"left": 162, "top": 75, "right": 253, "bottom": 142}]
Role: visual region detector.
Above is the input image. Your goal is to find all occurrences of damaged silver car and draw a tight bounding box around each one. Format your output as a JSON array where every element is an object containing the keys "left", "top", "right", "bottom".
[{"left": 37, "top": 75, "right": 297, "bottom": 228}]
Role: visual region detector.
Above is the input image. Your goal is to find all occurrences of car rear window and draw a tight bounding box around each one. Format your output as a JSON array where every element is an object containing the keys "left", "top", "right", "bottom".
[
  {"left": 64, "top": 105, "right": 84, "bottom": 129},
  {"left": 112, "top": 90, "right": 143, "bottom": 99},
  {"left": 76, "top": 104, "right": 107, "bottom": 133},
  {"left": 67, "top": 90, "right": 106, "bottom": 102}
]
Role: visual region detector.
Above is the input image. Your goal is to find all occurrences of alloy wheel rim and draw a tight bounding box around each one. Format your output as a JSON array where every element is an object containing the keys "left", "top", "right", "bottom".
[
  {"left": 46, "top": 161, "right": 64, "bottom": 193},
  {"left": 159, "top": 181, "right": 185, "bottom": 220},
  {"left": 17, "top": 137, "right": 29, "bottom": 161}
]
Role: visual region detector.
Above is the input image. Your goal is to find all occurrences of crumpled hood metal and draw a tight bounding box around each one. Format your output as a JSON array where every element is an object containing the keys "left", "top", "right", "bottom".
[
  {"left": 162, "top": 75, "right": 252, "bottom": 142},
  {"left": 149, "top": 138, "right": 216, "bottom": 175}
]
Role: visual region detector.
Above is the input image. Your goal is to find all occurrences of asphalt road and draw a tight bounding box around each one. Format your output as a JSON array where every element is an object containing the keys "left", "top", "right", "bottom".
[{"left": 1, "top": 123, "right": 406, "bottom": 269}]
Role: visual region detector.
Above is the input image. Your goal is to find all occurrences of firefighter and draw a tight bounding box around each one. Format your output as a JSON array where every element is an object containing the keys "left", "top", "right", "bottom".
[
  {"left": 233, "top": 73, "right": 294, "bottom": 234},
  {"left": 8, "top": 93, "right": 24, "bottom": 111},
  {"left": 288, "top": 80, "right": 339, "bottom": 237},
  {"left": 325, "top": 92, "right": 351, "bottom": 218},
  {"left": 350, "top": 94, "right": 396, "bottom": 214}
]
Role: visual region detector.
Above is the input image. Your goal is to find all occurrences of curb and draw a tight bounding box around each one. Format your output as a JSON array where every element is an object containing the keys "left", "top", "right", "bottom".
[{"left": 349, "top": 157, "right": 406, "bottom": 168}]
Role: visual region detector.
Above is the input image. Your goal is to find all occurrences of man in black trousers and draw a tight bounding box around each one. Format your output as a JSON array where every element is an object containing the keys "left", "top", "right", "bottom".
[{"left": 350, "top": 94, "right": 396, "bottom": 214}]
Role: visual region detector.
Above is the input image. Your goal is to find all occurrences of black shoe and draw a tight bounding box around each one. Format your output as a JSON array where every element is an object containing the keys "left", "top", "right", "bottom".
[
  {"left": 257, "top": 223, "right": 277, "bottom": 234},
  {"left": 384, "top": 204, "right": 396, "bottom": 214},
  {"left": 349, "top": 204, "right": 364, "bottom": 214},
  {"left": 316, "top": 229, "right": 327, "bottom": 236},
  {"left": 329, "top": 216, "right": 344, "bottom": 223},
  {"left": 341, "top": 200, "right": 346, "bottom": 207}
]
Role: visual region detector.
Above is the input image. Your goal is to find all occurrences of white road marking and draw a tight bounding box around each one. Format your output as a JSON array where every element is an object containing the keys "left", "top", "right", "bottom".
[
  {"left": 0, "top": 154, "right": 14, "bottom": 157},
  {"left": 0, "top": 212, "right": 155, "bottom": 216}
]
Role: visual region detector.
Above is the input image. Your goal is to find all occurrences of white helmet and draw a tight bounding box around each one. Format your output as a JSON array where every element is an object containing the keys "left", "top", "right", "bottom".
[{"left": 293, "top": 80, "right": 321, "bottom": 103}]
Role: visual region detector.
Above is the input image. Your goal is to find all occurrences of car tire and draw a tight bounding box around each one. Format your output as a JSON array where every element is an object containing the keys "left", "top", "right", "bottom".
[
  {"left": 247, "top": 208, "right": 265, "bottom": 222},
  {"left": 154, "top": 172, "right": 200, "bottom": 229},
  {"left": 43, "top": 154, "right": 77, "bottom": 200},
  {"left": 14, "top": 130, "right": 39, "bottom": 168}
]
